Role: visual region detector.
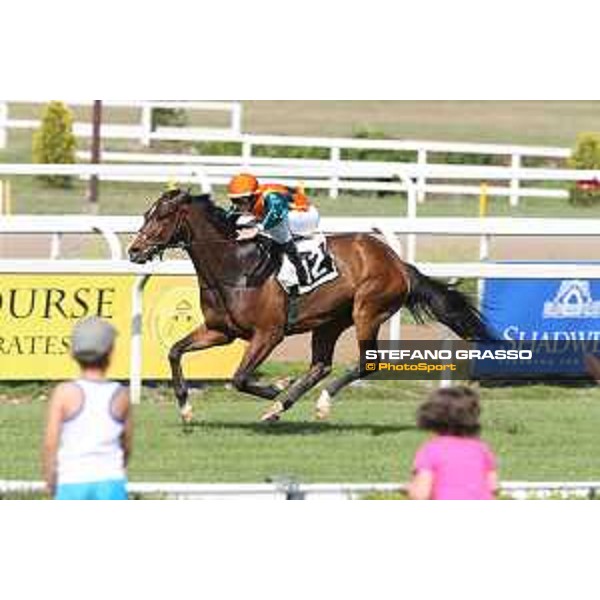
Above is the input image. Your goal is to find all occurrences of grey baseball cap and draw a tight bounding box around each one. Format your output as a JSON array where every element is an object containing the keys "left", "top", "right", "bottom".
[{"left": 71, "top": 317, "right": 117, "bottom": 361}]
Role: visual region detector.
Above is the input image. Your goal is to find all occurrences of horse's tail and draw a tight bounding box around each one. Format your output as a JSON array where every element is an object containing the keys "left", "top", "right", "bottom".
[{"left": 405, "top": 264, "right": 496, "bottom": 341}]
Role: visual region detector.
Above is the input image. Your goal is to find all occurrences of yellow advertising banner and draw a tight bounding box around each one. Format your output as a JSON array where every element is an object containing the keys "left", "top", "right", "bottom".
[
  {"left": 142, "top": 276, "right": 246, "bottom": 379},
  {"left": 0, "top": 275, "right": 245, "bottom": 380}
]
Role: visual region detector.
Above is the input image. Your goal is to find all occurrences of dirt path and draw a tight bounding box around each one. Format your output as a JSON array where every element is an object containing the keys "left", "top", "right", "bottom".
[
  {"left": 272, "top": 323, "right": 443, "bottom": 364},
  {"left": 0, "top": 233, "right": 96, "bottom": 259}
]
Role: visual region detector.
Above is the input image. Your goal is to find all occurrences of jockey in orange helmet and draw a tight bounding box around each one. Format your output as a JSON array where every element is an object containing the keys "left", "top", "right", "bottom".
[{"left": 227, "top": 173, "right": 311, "bottom": 288}]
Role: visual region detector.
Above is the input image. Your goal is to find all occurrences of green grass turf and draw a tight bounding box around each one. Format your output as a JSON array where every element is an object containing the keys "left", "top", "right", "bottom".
[{"left": 2, "top": 369, "right": 600, "bottom": 483}]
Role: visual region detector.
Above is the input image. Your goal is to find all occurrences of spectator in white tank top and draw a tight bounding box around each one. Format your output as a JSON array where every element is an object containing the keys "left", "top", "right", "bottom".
[{"left": 42, "top": 317, "right": 133, "bottom": 500}]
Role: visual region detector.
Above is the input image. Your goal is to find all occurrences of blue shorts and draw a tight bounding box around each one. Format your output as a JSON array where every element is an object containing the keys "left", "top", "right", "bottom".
[{"left": 55, "top": 479, "right": 128, "bottom": 500}]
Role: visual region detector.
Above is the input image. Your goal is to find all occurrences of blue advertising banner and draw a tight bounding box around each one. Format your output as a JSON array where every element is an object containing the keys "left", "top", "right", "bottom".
[{"left": 481, "top": 266, "right": 600, "bottom": 378}]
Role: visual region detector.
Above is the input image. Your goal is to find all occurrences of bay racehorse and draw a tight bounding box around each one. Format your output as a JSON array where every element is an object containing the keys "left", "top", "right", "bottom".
[{"left": 129, "top": 189, "right": 493, "bottom": 423}]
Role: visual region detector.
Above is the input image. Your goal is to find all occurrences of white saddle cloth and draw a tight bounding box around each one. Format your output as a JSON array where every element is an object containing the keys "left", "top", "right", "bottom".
[{"left": 277, "top": 233, "right": 339, "bottom": 295}]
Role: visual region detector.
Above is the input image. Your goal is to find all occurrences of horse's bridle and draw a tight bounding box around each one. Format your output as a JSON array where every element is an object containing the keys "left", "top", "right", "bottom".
[
  {"left": 137, "top": 197, "right": 193, "bottom": 260},
  {"left": 170, "top": 207, "right": 193, "bottom": 254}
]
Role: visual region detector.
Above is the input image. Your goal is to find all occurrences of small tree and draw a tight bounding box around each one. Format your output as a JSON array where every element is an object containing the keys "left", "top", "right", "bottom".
[
  {"left": 32, "top": 101, "right": 77, "bottom": 188},
  {"left": 569, "top": 133, "right": 600, "bottom": 206}
]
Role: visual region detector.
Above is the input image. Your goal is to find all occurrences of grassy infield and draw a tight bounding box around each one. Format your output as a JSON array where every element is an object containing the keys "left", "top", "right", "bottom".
[
  {"left": 2, "top": 102, "right": 600, "bottom": 494},
  {"left": 4, "top": 372, "right": 600, "bottom": 489}
]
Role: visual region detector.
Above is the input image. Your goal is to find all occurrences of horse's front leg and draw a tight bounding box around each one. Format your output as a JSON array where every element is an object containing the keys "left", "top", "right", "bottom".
[
  {"left": 168, "top": 326, "right": 231, "bottom": 422},
  {"left": 231, "top": 328, "right": 285, "bottom": 404}
]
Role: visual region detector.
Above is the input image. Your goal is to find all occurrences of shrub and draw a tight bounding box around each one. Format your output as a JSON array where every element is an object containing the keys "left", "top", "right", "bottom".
[
  {"left": 192, "top": 140, "right": 243, "bottom": 156},
  {"left": 254, "top": 144, "right": 328, "bottom": 160},
  {"left": 32, "top": 101, "right": 77, "bottom": 188},
  {"left": 152, "top": 107, "right": 188, "bottom": 129},
  {"left": 345, "top": 126, "right": 415, "bottom": 162},
  {"left": 568, "top": 133, "right": 600, "bottom": 206},
  {"left": 439, "top": 151, "right": 498, "bottom": 166}
]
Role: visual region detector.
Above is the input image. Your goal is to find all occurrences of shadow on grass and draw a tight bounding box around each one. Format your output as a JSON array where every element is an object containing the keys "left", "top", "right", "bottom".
[{"left": 176, "top": 420, "right": 417, "bottom": 437}]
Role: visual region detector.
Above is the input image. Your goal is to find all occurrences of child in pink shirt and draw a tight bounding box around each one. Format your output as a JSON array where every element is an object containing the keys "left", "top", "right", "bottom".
[{"left": 408, "top": 386, "right": 498, "bottom": 500}]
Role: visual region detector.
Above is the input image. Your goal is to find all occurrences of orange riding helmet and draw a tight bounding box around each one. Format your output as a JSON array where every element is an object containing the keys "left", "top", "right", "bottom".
[{"left": 228, "top": 173, "right": 259, "bottom": 199}]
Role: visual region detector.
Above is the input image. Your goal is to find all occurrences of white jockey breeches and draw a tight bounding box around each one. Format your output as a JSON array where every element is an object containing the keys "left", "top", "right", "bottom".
[
  {"left": 288, "top": 206, "right": 320, "bottom": 237},
  {"left": 256, "top": 207, "right": 321, "bottom": 244}
]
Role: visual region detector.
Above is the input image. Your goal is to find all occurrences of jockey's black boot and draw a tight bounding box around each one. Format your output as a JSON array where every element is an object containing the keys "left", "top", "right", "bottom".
[{"left": 282, "top": 240, "right": 310, "bottom": 287}]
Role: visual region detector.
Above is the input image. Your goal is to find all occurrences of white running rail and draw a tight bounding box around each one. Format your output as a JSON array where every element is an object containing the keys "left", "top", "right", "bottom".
[
  {"left": 76, "top": 130, "right": 570, "bottom": 206},
  {"left": 2, "top": 160, "right": 599, "bottom": 260},
  {"left": 0, "top": 100, "right": 243, "bottom": 147},
  {"left": 81, "top": 147, "right": 572, "bottom": 207},
  {"left": 1, "top": 480, "right": 599, "bottom": 500}
]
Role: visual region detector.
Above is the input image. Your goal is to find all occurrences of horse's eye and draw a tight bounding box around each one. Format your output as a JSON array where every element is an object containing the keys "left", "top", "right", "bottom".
[{"left": 156, "top": 203, "right": 175, "bottom": 219}]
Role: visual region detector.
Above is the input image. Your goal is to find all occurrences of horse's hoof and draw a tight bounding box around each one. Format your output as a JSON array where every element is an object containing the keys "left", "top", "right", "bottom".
[
  {"left": 315, "top": 390, "right": 332, "bottom": 421},
  {"left": 261, "top": 401, "right": 284, "bottom": 423},
  {"left": 180, "top": 404, "right": 194, "bottom": 424},
  {"left": 274, "top": 377, "right": 293, "bottom": 391},
  {"left": 262, "top": 413, "right": 281, "bottom": 423}
]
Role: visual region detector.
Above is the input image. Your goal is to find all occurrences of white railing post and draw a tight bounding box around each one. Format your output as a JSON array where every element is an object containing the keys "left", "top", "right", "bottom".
[
  {"left": 510, "top": 153, "right": 521, "bottom": 207},
  {"left": 330, "top": 146, "right": 341, "bottom": 199},
  {"left": 439, "top": 339, "right": 454, "bottom": 388},
  {"left": 0, "top": 102, "right": 7, "bottom": 149},
  {"left": 242, "top": 139, "right": 252, "bottom": 169},
  {"left": 192, "top": 168, "right": 212, "bottom": 194},
  {"left": 417, "top": 148, "right": 427, "bottom": 203},
  {"left": 479, "top": 234, "right": 490, "bottom": 262},
  {"left": 50, "top": 233, "right": 62, "bottom": 259},
  {"left": 141, "top": 102, "right": 152, "bottom": 147},
  {"left": 477, "top": 233, "right": 491, "bottom": 303},
  {"left": 377, "top": 227, "right": 403, "bottom": 341},
  {"left": 390, "top": 310, "right": 402, "bottom": 342},
  {"left": 397, "top": 168, "right": 418, "bottom": 263},
  {"left": 404, "top": 175, "right": 418, "bottom": 220},
  {"left": 130, "top": 274, "right": 150, "bottom": 404},
  {"left": 94, "top": 227, "right": 123, "bottom": 259},
  {"left": 231, "top": 102, "right": 243, "bottom": 135}
]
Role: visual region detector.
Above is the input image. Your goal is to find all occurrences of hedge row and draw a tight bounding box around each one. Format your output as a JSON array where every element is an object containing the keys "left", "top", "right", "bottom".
[{"left": 190, "top": 127, "right": 514, "bottom": 166}]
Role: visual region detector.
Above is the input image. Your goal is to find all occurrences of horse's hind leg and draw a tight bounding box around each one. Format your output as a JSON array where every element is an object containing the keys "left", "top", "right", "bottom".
[
  {"left": 262, "top": 319, "right": 348, "bottom": 422},
  {"left": 319, "top": 310, "right": 383, "bottom": 414},
  {"left": 168, "top": 326, "right": 231, "bottom": 422}
]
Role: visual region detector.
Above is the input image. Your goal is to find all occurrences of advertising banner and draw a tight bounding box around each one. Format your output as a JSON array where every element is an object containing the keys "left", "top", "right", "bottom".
[
  {"left": 0, "top": 274, "right": 245, "bottom": 380},
  {"left": 482, "top": 273, "right": 600, "bottom": 378}
]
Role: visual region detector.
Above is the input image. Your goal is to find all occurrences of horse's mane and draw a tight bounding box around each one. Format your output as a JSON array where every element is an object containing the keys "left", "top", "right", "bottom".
[
  {"left": 185, "top": 191, "right": 277, "bottom": 285},
  {"left": 188, "top": 192, "right": 237, "bottom": 238}
]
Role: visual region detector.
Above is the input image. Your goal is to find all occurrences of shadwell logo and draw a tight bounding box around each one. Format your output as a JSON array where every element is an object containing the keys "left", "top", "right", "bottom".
[{"left": 543, "top": 280, "right": 600, "bottom": 319}]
